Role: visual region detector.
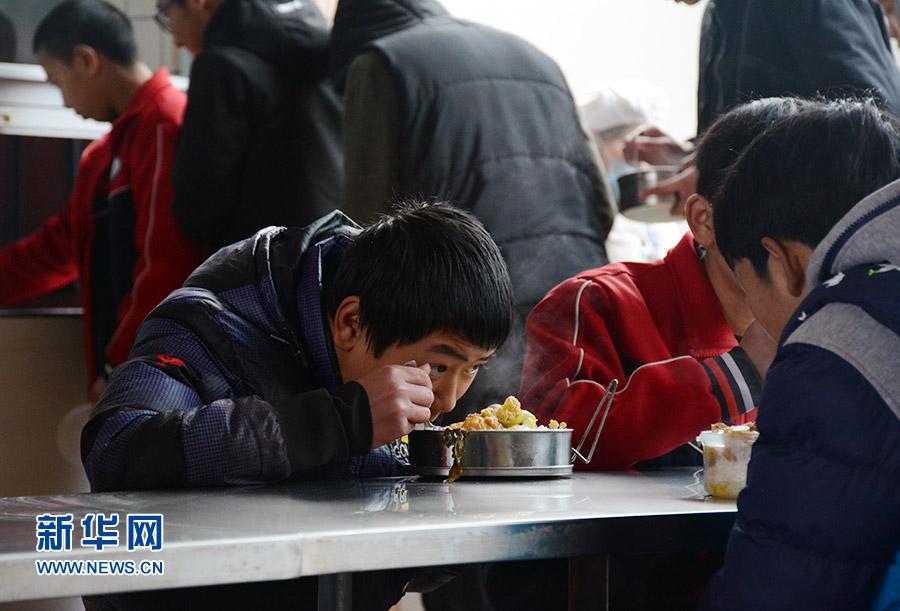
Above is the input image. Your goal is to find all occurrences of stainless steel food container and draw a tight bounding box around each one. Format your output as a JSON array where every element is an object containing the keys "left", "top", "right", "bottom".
[
  {"left": 617, "top": 165, "right": 681, "bottom": 222},
  {"left": 408, "top": 429, "right": 575, "bottom": 478}
]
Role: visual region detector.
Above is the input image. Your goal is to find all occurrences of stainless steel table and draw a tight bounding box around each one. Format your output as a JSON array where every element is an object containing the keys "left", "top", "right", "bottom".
[{"left": 0, "top": 469, "right": 735, "bottom": 609}]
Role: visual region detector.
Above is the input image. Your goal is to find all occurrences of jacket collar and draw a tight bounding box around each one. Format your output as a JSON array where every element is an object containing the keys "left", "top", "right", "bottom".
[
  {"left": 203, "top": 0, "right": 330, "bottom": 76},
  {"left": 806, "top": 177, "right": 900, "bottom": 290},
  {"left": 666, "top": 232, "right": 737, "bottom": 357},
  {"left": 110, "top": 68, "right": 172, "bottom": 133},
  {"left": 297, "top": 234, "right": 352, "bottom": 391},
  {"left": 330, "top": 0, "right": 450, "bottom": 87}
]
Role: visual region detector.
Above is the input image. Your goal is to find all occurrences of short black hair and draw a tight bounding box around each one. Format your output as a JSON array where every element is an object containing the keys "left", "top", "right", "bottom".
[
  {"left": 695, "top": 97, "right": 807, "bottom": 199},
  {"left": 326, "top": 202, "right": 514, "bottom": 357},
  {"left": 33, "top": 0, "right": 137, "bottom": 67},
  {"left": 714, "top": 98, "right": 900, "bottom": 275}
]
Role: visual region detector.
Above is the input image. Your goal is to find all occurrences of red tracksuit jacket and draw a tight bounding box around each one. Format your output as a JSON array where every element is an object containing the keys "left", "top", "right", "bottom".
[
  {"left": 520, "top": 233, "right": 760, "bottom": 469},
  {"left": 0, "top": 69, "right": 205, "bottom": 385}
]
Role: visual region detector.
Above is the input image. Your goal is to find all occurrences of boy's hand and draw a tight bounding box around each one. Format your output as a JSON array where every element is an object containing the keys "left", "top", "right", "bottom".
[
  {"left": 740, "top": 320, "right": 778, "bottom": 379},
  {"left": 357, "top": 362, "right": 434, "bottom": 449}
]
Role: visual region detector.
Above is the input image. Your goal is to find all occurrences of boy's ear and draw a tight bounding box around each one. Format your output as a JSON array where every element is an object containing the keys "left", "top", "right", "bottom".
[
  {"left": 684, "top": 194, "right": 714, "bottom": 247},
  {"left": 330, "top": 296, "right": 365, "bottom": 352},
  {"left": 761, "top": 237, "right": 807, "bottom": 297},
  {"left": 71, "top": 44, "right": 101, "bottom": 76}
]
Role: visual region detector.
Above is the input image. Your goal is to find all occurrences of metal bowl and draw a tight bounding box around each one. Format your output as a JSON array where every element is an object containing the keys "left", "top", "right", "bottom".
[
  {"left": 617, "top": 165, "right": 681, "bottom": 222},
  {"left": 408, "top": 428, "right": 574, "bottom": 478}
]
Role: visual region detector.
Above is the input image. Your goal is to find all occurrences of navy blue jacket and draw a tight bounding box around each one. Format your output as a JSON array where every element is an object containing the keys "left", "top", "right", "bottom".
[
  {"left": 82, "top": 212, "right": 406, "bottom": 492},
  {"left": 702, "top": 181, "right": 900, "bottom": 609}
]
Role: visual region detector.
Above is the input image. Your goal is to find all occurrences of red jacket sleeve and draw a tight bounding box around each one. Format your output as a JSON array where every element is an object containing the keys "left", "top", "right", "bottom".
[
  {"left": 104, "top": 118, "right": 206, "bottom": 370},
  {"left": 520, "top": 278, "right": 758, "bottom": 469},
  {"left": 0, "top": 200, "right": 78, "bottom": 306}
]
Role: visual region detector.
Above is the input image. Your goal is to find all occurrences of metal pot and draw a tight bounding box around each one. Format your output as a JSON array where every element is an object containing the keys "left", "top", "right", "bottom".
[
  {"left": 617, "top": 165, "right": 681, "bottom": 222},
  {"left": 408, "top": 428, "right": 574, "bottom": 477},
  {"left": 408, "top": 379, "right": 618, "bottom": 479}
]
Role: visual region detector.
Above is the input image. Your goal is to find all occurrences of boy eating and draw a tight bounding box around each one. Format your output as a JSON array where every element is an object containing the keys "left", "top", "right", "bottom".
[{"left": 83, "top": 203, "right": 513, "bottom": 492}]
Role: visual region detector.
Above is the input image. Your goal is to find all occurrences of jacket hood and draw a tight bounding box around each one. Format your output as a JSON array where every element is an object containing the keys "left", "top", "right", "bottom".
[
  {"left": 205, "top": 0, "right": 331, "bottom": 77},
  {"left": 806, "top": 177, "right": 900, "bottom": 289},
  {"left": 183, "top": 211, "right": 359, "bottom": 348},
  {"left": 330, "top": 0, "right": 449, "bottom": 86}
]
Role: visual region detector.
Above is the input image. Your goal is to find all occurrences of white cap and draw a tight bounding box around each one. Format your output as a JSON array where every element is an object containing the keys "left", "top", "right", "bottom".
[{"left": 579, "top": 79, "right": 671, "bottom": 134}]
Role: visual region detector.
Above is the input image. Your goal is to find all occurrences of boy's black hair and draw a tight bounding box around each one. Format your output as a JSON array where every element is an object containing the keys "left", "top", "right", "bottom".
[
  {"left": 714, "top": 97, "right": 900, "bottom": 275},
  {"left": 33, "top": 0, "right": 136, "bottom": 67},
  {"left": 325, "top": 202, "right": 514, "bottom": 357},
  {"left": 695, "top": 97, "right": 807, "bottom": 199}
]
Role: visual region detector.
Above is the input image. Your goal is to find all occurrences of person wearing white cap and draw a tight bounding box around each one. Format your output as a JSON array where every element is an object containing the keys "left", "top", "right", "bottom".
[{"left": 579, "top": 80, "right": 687, "bottom": 263}]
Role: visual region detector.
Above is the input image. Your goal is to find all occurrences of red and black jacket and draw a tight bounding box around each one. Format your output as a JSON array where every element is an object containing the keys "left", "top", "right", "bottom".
[
  {"left": 0, "top": 69, "right": 205, "bottom": 385},
  {"left": 520, "top": 232, "right": 760, "bottom": 469}
]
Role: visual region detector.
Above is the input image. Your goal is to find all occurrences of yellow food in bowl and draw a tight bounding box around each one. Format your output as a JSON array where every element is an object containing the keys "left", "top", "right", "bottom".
[{"left": 450, "top": 396, "right": 542, "bottom": 431}]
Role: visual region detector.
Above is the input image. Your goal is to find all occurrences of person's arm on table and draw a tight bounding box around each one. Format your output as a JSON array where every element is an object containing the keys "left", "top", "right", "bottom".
[
  {"left": 82, "top": 315, "right": 375, "bottom": 491},
  {"left": 520, "top": 278, "right": 761, "bottom": 469},
  {"left": 83, "top": 314, "right": 432, "bottom": 491}
]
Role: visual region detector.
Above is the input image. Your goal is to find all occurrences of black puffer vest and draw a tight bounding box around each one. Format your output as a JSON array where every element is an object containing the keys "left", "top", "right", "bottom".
[{"left": 332, "top": 0, "right": 614, "bottom": 413}]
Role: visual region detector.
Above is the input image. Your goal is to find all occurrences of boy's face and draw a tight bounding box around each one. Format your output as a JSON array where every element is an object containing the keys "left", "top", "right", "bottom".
[
  {"left": 336, "top": 324, "right": 495, "bottom": 421},
  {"left": 373, "top": 333, "right": 495, "bottom": 420},
  {"left": 732, "top": 240, "right": 813, "bottom": 340},
  {"left": 38, "top": 51, "right": 109, "bottom": 122}
]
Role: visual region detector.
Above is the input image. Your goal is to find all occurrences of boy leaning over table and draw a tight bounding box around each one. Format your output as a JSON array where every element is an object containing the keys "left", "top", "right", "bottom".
[
  {"left": 702, "top": 98, "right": 900, "bottom": 611},
  {"left": 80, "top": 202, "right": 514, "bottom": 610}
]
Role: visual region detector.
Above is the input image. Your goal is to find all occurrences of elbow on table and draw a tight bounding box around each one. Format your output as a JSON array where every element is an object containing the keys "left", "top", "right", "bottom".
[
  {"left": 81, "top": 444, "right": 120, "bottom": 493},
  {"left": 79, "top": 414, "right": 145, "bottom": 493}
]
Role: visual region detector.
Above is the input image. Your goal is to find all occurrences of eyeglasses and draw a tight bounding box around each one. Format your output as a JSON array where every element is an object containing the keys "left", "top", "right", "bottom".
[{"left": 153, "top": 0, "right": 177, "bottom": 33}]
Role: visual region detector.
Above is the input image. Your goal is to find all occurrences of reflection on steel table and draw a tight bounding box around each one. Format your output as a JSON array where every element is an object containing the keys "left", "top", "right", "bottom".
[{"left": 0, "top": 469, "right": 736, "bottom": 610}]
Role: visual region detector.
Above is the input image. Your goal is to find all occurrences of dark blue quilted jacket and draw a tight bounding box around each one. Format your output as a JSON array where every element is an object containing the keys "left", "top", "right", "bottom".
[{"left": 82, "top": 211, "right": 406, "bottom": 492}]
